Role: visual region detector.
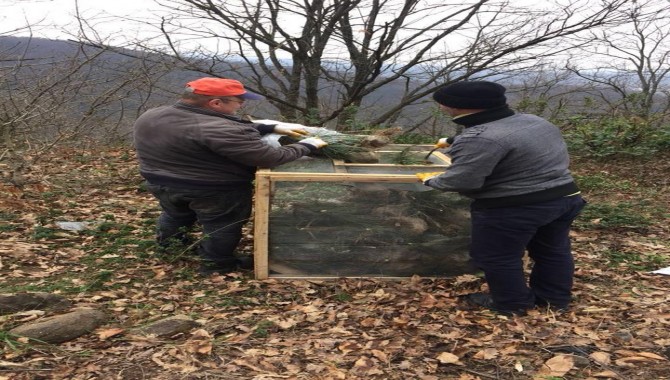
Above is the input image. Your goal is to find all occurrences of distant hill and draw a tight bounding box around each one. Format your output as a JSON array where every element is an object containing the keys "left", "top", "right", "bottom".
[
  {"left": 0, "top": 36, "right": 80, "bottom": 60},
  {"left": 4, "top": 35, "right": 663, "bottom": 133}
]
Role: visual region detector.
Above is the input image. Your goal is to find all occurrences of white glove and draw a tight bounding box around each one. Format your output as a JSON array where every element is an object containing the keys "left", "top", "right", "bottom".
[
  {"left": 299, "top": 137, "right": 328, "bottom": 149},
  {"left": 435, "top": 137, "right": 451, "bottom": 148},
  {"left": 273, "top": 123, "right": 310, "bottom": 138}
]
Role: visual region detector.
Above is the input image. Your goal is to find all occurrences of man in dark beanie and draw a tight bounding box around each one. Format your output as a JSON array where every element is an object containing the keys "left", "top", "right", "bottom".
[{"left": 416, "top": 80, "right": 586, "bottom": 316}]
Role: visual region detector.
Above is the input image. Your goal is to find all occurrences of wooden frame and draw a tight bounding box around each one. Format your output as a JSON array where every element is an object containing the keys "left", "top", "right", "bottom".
[{"left": 253, "top": 144, "right": 453, "bottom": 280}]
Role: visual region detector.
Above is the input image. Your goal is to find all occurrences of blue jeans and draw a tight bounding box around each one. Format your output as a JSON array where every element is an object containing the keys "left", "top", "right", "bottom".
[
  {"left": 469, "top": 195, "right": 586, "bottom": 309},
  {"left": 146, "top": 184, "right": 253, "bottom": 266}
]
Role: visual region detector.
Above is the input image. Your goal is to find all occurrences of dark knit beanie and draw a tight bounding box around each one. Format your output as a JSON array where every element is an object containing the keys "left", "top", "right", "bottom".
[{"left": 432, "top": 81, "right": 507, "bottom": 109}]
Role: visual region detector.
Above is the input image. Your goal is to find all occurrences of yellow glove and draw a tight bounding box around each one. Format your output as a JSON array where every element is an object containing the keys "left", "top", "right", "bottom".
[
  {"left": 416, "top": 172, "right": 443, "bottom": 182},
  {"left": 273, "top": 122, "right": 311, "bottom": 138},
  {"left": 435, "top": 137, "right": 452, "bottom": 148},
  {"left": 299, "top": 137, "right": 328, "bottom": 149}
]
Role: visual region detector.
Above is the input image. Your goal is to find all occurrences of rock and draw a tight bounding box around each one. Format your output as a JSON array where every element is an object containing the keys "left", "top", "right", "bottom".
[
  {"left": 360, "top": 135, "right": 391, "bottom": 148},
  {"left": 9, "top": 308, "right": 107, "bottom": 344},
  {"left": 388, "top": 216, "right": 429, "bottom": 234},
  {"left": 345, "top": 151, "right": 379, "bottom": 163},
  {"left": 132, "top": 315, "right": 200, "bottom": 338},
  {"left": 571, "top": 355, "right": 591, "bottom": 367},
  {"left": 611, "top": 330, "right": 634, "bottom": 344},
  {"left": 0, "top": 292, "right": 73, "bottom": 315}
]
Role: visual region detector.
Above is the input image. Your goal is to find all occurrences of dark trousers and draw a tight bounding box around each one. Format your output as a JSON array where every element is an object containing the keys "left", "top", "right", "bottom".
[
  {"left": 469, "top": 195, "right": 586, "bottom": 309},
  {"left": 146, "top": 184, "right": 253, "bottom": 266}
]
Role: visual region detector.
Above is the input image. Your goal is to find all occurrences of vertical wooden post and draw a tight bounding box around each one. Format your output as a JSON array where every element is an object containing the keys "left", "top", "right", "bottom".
[{"left": 254, "top": 172, "right": 271, "bottom": 279}]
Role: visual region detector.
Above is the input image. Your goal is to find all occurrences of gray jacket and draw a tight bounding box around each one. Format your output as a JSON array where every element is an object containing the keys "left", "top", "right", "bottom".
[
  {"left": 133, "top": 102, "right": 312, "bottom": 188},
  {"left": 426, "top": 112, "right": 577, "bottom": 207}
]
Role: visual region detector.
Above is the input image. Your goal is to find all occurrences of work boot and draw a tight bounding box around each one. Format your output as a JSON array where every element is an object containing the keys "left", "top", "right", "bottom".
[
  {"left": 236, "top": 256, "right": 254, "bottom": 271},
  {"left": 535, "top": 297, "right": 570, "bottom": 313},
  {"left": 198, "top": 256, "right": 254, "bottom": 276},
  {"left": 460, "top": 292, "right": 529, "bottom": 316},
  {"left": 198, "top": 261, "right": 237, "bottom": 276}
]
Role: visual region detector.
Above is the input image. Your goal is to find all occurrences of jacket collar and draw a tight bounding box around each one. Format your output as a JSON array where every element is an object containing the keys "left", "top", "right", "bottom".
[
  {"left": 452, "top": 105, "right": 515, "bottom": 127},
  {"left": 173, "top": 101, "right": 252, "bottom": 123}
]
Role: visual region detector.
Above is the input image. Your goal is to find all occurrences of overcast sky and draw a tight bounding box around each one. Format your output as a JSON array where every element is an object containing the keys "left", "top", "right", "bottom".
[
  {"left": 2, "top": 0, "right": 164, "bottom": 41},
  {"left": 3, "top": 0, "right": 556, "bottom": 42},
  {"left": 5, "top": 0, "right": 665, "bottom": 71}
]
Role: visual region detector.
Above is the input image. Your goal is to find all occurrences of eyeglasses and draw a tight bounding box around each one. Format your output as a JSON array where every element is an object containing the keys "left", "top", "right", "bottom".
[{"left": 216, "top": 97, "right": 245, "bottom": 105}]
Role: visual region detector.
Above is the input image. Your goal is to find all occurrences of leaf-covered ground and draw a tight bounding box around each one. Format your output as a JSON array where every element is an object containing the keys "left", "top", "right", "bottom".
[{"left": 1, "top": 148, "right": 669, "bottom": 380}]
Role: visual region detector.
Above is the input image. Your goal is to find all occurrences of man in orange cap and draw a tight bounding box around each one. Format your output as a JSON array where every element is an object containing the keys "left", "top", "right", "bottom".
[{"left": 134, "top": 77, "right": 327, "bottom": 275}]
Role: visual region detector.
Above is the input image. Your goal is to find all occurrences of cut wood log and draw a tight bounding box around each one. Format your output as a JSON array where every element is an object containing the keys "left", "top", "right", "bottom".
[
  {"left": 131, "top": 315, "right": 201, "bottom": 338},
  {"left": 9, "top": 308, "right": 106, "bottom": 344},
  {"left": 0, "top": 292, "right": 72, "bottom": 315}
]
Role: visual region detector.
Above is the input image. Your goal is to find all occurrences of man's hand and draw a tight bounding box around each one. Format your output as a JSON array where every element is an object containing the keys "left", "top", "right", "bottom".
[
  {"left": 273, "top": 122, "right": 310, "bottom": 138},
  {"left": 435, "top": 137, "right": 453, "bottom": 148},
  {"left": 299, "top": 137, "right": 328, "bottom": 149},
  {"left": 416, "top": 171, "right": 443, "bottom": 183}
]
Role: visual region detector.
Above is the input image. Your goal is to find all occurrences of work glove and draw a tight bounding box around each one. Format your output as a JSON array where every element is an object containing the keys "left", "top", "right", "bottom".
[
  {"left": 435, "top": 137, "right": 454, "bottom": 148},
  {"left": 273, "top": 123, "right": 310, "bottom": 138},
  {"left": 416, "top": 172, "right": 443, "bottom": 183},
  {"left": 298, "top": 137, "right": 328, "bottom": 149}
]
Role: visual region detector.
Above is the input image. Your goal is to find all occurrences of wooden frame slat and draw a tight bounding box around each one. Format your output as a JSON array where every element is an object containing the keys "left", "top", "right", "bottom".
[{"left": 253, "top": 144, "right": 452, "bottom": 280}]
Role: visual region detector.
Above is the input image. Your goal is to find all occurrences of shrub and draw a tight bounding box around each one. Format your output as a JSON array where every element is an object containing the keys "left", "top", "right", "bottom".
[
  {"left": 574, "top": 201, "right": 651, "bottom": 231},
  {"left": 392, "top": 133, "right": 436, "bottom": 144},
  {"left": 564, "top": 116, "right": 670, "bottom": 157}
]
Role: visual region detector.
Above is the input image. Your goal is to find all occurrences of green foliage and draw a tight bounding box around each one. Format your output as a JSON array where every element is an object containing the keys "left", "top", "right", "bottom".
[
  {"left": 0, "top": 331, "right": 29, "bottom": 355},
  {"left": 137, "top": 181, "right": 149, "bottom": 193},
  {"left": 573, "top": 173, "right": 634, "bottom": 193},
  {"left": 565, "top": 116, "right": 670, "bottom": 157},
  {"left": 391, "top": 147, "right": 426, "bottom": 165},
  {"left": 515, "top": 96, "right": 549, "bottom": 115},
  {"left": 86, "top": 270, "right": 115, "bottom": 291},
  {"left": 305, "top": 107, "right": 322, "bottom": 126},
  {"left": 603, "top": 249, "right": 667, "bottom": 271},
  {"left": 574, "top": 201, "right": 651, "bottom": 230},
  {"left": 2, "top": 278, "right": 87, "bottom": 294},
  {"left": 252, "top": 320, "right": 276, "bottom": 338},
  {"left": 339, "top": 104, "right": 371, "bottom": 132},
  {"left": 309, "top": 132, "right": 367, "bottom": 160},
  {"left": 392, "top": 133, "right": 435, "bottom": 144},
  {"left": 0, "top": 213, "right": 19, "bottom": 232},
  {"left": 0, "top": 223, "right": 18, "bottom": 233},
  {"left": 334, "top": 292, "right": 353, "bottom": 302},
  {"left": 32, "top": 226, "right": 59, "bottom": 240}
]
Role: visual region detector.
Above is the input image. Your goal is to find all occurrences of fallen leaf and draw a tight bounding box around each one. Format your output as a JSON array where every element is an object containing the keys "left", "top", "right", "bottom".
[
  {"left": 592, "top": 370, "right": 620, "bottom": 378},
  {"left": 637, "top": 352, "right": 668, "bottom": 361},
  {"left": 420, "top": 293, "right": 438, "bottom": 308},
  {"left": 514, "top": 361, "right": 524, "bottom": 372},
  {"left": 97, "top": 328, "right": 124, "bottom": 340},
  {"left": 371, "top": 349, "right": 388, "bottom": 363},
  {"left": 436, "top": 352, "right": 463, "bottom": 365},
  {"left": 590, "top": 351, "right": 611, "bottom": 365},
  {"left": 473, "top": 348, "right": 499, "bottom": 360},
  {"left": 338, "top": 341, "right": 362, "bottom": 355},
  {"left": 267, "top": 316, "right": 300, "bottom": 329},
  {"left": 536, "top": 354, "right": 574, "bottom": 377},
  {"left": 184, "top": 329, "right": 212, "bottom": 355},
  {"left": 352, "top": 356, "right": 383, "bottom": 375}
]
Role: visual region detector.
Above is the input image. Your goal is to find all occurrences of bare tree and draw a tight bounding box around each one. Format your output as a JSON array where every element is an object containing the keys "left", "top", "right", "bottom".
[
  {"left": 0, "top": 34, "right": 173, "bottom": 186},
  {"left": 509, "top": 63, "right": 584, "bottom": 121},
  {"left": 567, "top": 0, "right": 670, "bottom": 123},
  {"left": 95, "top": 0, "right": 630, "bottom": 129}
]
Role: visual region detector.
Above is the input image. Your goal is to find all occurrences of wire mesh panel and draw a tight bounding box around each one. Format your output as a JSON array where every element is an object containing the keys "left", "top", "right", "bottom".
[
  {"left": 267, "top": 180, "right": 474, "bottom": 277},
  {"left": 253, "top": 144, "right": 476, "bottom": 279}
]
